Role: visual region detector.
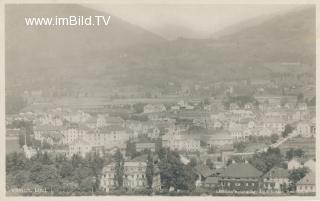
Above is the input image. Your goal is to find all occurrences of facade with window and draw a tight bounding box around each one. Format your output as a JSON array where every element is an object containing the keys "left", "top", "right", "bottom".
[
  {"left": 100, "top": 156, "right": 161, "bottom": 192},
  {"left": 218, "top": 162, "right": 263, "bottom": 193},
  {"left": 296, "top": 172, "right": 315, "bottom": 194},
  {"left": 261, "top": 167, "right": 289, "bottom": 194}
]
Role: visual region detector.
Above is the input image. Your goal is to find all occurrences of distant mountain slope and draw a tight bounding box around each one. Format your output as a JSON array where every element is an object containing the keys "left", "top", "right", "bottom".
[
  {"left": 103, "top": 6, "right": 315, "bottom": 86},
  {"left": 5, "top": 4, "right": 165, "bottom": 79},
  {"left": 5, "top": 5, "right": 315, "bottom": 91}
]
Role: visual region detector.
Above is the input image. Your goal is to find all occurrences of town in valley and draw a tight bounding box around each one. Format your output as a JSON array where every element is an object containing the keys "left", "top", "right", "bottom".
[{"left": 5, "top": 4, "right": 316, "bottom": 197}]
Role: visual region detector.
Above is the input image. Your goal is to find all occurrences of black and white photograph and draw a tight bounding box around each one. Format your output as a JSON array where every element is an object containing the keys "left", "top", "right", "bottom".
[{"left": 3, "top": 1, "right": 317, "bottom": 197}]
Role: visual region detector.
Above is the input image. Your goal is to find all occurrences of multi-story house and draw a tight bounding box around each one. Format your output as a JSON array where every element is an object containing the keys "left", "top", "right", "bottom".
[
  {"left": 100, "top": 155, "right": 161, "bottom": 192},
  {"left": 218, "top": 162, "right": 263, "bottom": 194},
  {"left": 68, "top": 138, "right": 93, "bottom": 158},
  {"left": 63, "top": 110, "right": 91, "bottom": 123},
  {"left": 84, "top": 125, "right": 131, "bottom": 150},
  {"left": 261, "top": 167, "right": 289, "bottom": 194},
  {"left": 34, "top": 124, "right": 64, "bottom": 144},
  {"left": 136, "top": 142, "right": 156, "bottom": 152},
  {"left": 261, "top": 117, "right": 286, "bottom": 133},
  {"left": 204, "top": 131, "right": 233, "bottom": 147},
  {"left": 296, "top": 172, "right": 316, "bottom": 194},
  {"left": 62, "top": 124, "right": 90, "bottom": 145},
  {"left": 162, "top": 133, "right": 201, "bottom": 152},
  {"left": 296, "top": 121, "right": 312, "bottom": 138}
]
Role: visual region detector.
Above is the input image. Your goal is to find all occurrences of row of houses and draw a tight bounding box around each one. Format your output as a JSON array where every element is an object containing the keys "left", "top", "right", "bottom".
[{"left": 194, "top": 161, "right": 315, "bottom": 194}]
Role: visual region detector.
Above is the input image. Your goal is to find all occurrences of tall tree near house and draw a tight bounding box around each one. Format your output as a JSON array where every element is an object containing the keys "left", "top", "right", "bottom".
[
  {"left": 206, "top": 159, "right": 214, "bottom": 169},
  {"left": 282, "top": 124, "right": 294, "bottom": 138},
  {"left": 288, "top": 167, "right": 308, "bottom": 192},
  {"left": 146, "top": 151, "right": 154, "bottom": 189},
  {"left": 113, "top": 149, "right": 124, "bottom": 188},
  {"left": 189, "top": 157, "right": 197, "bottom": 167}
]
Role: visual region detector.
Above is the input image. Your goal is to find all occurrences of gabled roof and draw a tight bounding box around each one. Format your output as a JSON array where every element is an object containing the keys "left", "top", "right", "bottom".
[
  {"left": 263, "top": 167, "right": 289, "bottom": 179},
  {"left": 297, "top": 172, "right": 315, "bottom": 185},
  {"left": 221, "top": 163, "right": 263, "bottom": 178}
]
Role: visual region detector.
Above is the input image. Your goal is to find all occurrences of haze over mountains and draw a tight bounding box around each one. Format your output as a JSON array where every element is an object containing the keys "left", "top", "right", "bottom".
[{"left": 5, "top": 4, "right": 315, "bottom": 91}]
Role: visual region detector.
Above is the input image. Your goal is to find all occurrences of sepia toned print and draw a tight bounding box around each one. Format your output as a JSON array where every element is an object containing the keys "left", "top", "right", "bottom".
[{"left": 5, "top": 3, "right": 316, "bottom": 196}]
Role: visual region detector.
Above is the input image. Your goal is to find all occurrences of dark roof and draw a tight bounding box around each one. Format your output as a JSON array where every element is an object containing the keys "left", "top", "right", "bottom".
[
  {"left": 193, "top": 165, "right": 215, "bottom": 178},
  {"left": 297, "top": 172, "right": 315, "bottom": 185},
  {"left": 263, "top": 167, "right": 289, "bottom": 179},
  {"left": 221, "top": 163, "right": 263, "bottom": 178}
]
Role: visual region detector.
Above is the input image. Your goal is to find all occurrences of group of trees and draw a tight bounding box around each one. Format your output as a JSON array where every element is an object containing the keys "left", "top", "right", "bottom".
[
  {"left": 282, "top": 124, "right": 294, "bottom": 138},
  {"left": 288, "top": 167, "right": 309, "bottom": 192},
  {"left": 6, "top": 152, "right": 108, "bottom": 195},
  {"left": 156, "top": 148, "right": 198, "bottom": 192},
  {"left": 285, "top": 148, "right": 305, "bottom": 160},
  {"left": 111, "top": 149, "right": 155, "bottom": 191},
  {"left": 250, "top": 147, "right": 285, "bottom": 173}
]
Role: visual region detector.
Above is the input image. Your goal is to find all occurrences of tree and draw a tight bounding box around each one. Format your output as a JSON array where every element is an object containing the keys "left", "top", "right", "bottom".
[
  {"left": 250, "top": 148, "right": 283, "bottom": 173},
  {"left": 270, "top": 134, "right": 279, "bottom": 144},
  {"left": 206, "top": 159, "right": 214, "bottom": 170},
  {"left": 156, "top": 148, "right": 197, "bottom": 191},
  {"left": 234, "top": 142, "right": 246, "bottom": 152},
  {"left": 286, "top": 148, "right": 305, "bottom": 160},
  {"left": 29, "top": 164, "right": 61, "bottom": 190},
  {"left": 59, "top": 161, "right": 73, "bottom": 178},
  {"left": 146, "top": 151, "right": 154, "bottom": 189},
  {"left": 14, "top": 171, "right": 29, "bottom": 188},
  {"left": 113, "top": 149, "right": 124, "bottom": 188},
  {"left": 282, "top": 124, "right": 294, "bottom": 138},
  {"left": 132, "top": 103, "right": 146, "bottom": 114},
  {"left": 125, "top": 141, "right": 137, "bottom": 158},
  {"left": 41, "top": 152, "right": 52, "bottom": 165},
  {"left": 288, "top": 167, "right": 308, "bottom": 192},
  {"left": 294, "top": 149, "right": 305, "bottom": 158},
  {"left": 189, "top": 157, "right": 197, "bottom": 167}
]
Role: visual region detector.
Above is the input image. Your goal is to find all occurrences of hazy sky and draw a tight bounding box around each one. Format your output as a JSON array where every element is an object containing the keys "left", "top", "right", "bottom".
[{"left": 87, "top": 4, "right": 300, "bottom": 40}]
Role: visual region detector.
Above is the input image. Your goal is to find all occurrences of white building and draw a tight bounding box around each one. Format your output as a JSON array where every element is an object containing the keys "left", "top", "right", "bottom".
[
  {"left": 68, "top": 138, "right": 93, "bottom": 158},
  {"left": 287, "top": 158, "right": 303, "bottom": 170},
  {"left": 296, "top": 172, "right": 315, "bottom": 194},
  {"left": 100, "top": 155, "right": 161, "bottom": 192}
]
